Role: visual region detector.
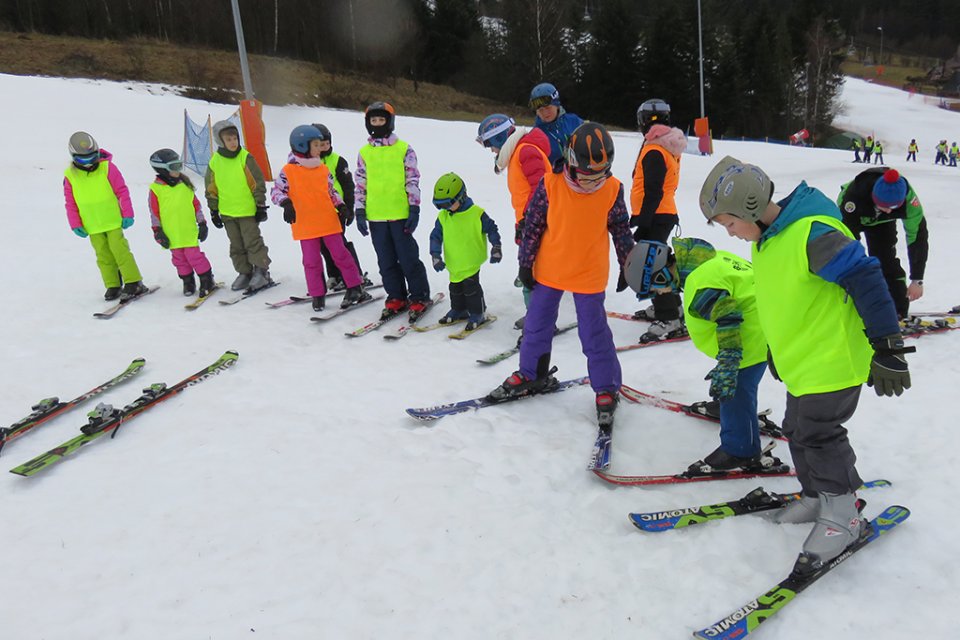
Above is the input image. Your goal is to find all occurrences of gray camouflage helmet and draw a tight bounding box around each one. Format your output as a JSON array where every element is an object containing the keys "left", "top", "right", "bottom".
[
  {"left": 698, "top": 156, "right": 775, "bottom": 223},
  {"left": 68, "top": 131, "right": 99, "bottom": 157}
]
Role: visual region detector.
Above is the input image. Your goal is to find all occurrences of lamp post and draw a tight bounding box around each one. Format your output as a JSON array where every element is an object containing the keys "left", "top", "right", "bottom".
[
  {"left": 877, "top": 26, "right": 884, "bottom": 66},
  {"left": 230, "top": 0, "right": 254, "bottom": 100},
  {"left": 697, "top": 0, "right": 705, "bottom": 118}
]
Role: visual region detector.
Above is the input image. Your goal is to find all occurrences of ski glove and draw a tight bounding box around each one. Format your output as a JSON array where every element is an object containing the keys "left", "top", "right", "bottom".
[
  {"left": 616, "top": 268, "right": 629, "bottom": 292},
  {"left": 255, "top": 206, "right": 269, "bottom": 223},
  {"left": 490, "top": 245, "right": 503, "bottom": 264},
  {"left": 121, "top": 217, "right": 134, "bottom": 229},
  {"left": 432, "top": 254, "right": 445, "bottom": 272},
  {"left": 867, "top": 334, "right": 915, "bottom": 397},
  {"left": 517, "top": 266, "right": 536, "bottom": 290},
  {"left": 72, "top": 227, "right": 88, "bottom": 238},
  {"left": 281, "top": 200, "right": 296, "bottom": 224},
  {"left": 153, "top": 227, "right": 170, "bottom": 249},
  {"left": 356, "top": 209, "right": 369, "bottom": 236},
  {"left": 705, "top": 348, "right": 742, "bottom": 401},
  {"left": 337, "top": 203, "right": 354, "bottom": 227},
  {"left": 404, "top": 205, "right": 420, "bottom": 234},
  {"left": 198, "top": 222, "right": 209, "bottom": 242},
  {"left": 514, "top": 221, "right": 524, "bottom": 245},
  {"left": 210, "top": 210, "right": 224, "bottom": 229}
]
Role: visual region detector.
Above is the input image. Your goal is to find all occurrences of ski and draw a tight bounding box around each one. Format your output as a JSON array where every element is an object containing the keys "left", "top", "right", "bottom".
[
  {"left": 309, "top": 294, "right": 384, "bottom": 322},
  {"left": 902, "top": 316, "right": 959, "bottom": 338},
  {"left": 905, "top": 309, "right": 960, "bottom": 318},
  {"left": 413, "top": 318, "right": 466, "bottom": 333},
  {"left": 607, "top": 311, "right": 650, "bottom": 323},
  {"left": 343, "top": 295, "right": 439, "bottom": 338},
  {"left": 595, "top": 465, "right": 796, "bottom": 487},
  {"left": 218, "top": 281, "right": 281, "bottom": 305},
  {"left": 619, "top": 384, "right": 785, "bottom": 440},
  {"left": 475, "top": 321, "right": 579, "bottom": 365},
  {"left": 383, "top": 293, "right": 445, "bottom": 340},
  {"left": 691, "top": 504, "right": 910, "bottom": 639},
  {"left": 184, "top": 282, "right": 225, "bottom": 310},
  {"left": 1, "top": 357, "right": 146, "bottom": 454},
  {"left": 265, "top": 283, "right": 383, "bottom": 309},
  {"left": 449, "top": 315, "right": 498, "bottom": 340},
  {"left": 627, "top": 479, "right": 891, "bottom": 532},
  {"left": 9, "top": 351, "right": 238, "bottom": 477},
  {"left": 615, "top": 334, "right": 691, "bottom": 352},
  {"left": 587, "top": 427, "right": 613, "bottom": 471},
  {"left": 406, "top": 376, "right": 591, "bottom": 421},
  {"left": 93, "top": 286, "right": 160, "bottom": 318}
]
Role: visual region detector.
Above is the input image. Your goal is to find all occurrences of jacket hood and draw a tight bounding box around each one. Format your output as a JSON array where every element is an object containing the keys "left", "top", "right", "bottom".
[
  {"left": 671, "top": 237, "right": 717, "bottom": 286},
  {"left": 643, "top": 125, "right": 687, "bottom": 158},
  {"left": 760, "top": 182, "right": 841, "bottom": 246}
]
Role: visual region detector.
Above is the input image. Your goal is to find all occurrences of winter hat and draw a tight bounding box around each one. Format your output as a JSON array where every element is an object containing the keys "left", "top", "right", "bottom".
[
  {"left": 872, "top": 169, "right": 907, "bottom": 209},
  {"left": 671, "top": 237, "right": 717, "bottom": 286}
]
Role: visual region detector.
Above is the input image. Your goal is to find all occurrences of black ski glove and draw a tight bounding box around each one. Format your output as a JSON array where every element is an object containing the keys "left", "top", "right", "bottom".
[
  {"left": 490, "top": 245, "right": 502, "bottom": 264},
  {"left": 616, "top": 268, "right": 629, "bottom": 292},
  {"left": 281, "top": 200, "right": 296, "bottom": 224},
  {"left": 210, "top": 210, "right": 224, "bottom": 229},
  {"left": 255, "top": 206, "right": 269, "bottom": 223},
  {"left": 517, "top": 266, "right": 536, "bottom": 290},
  {"left": 198, "top": 222, "right": 209, "bottom": 242},
  {"left": 153, "top": 227, "right": 170, "bottom": 249},
  {"left": 867, "top": 334, "right": 915, "bottom": 397},
  {"left": 337, "top": 203, "right": 354, "bottom": 227}
]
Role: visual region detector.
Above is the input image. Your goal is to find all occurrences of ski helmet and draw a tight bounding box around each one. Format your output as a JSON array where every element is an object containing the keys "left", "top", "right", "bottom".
[
  {"left": 637, "top": 99, "right": 671, "bottom": 133},
  {"left": 149, "top": 148, "right": 183, "bottom": 175},
  {"left": 529, "top": 82, "right": 561, "bottom": 110},
  {"left": 699, "top": 156, "right": 775, "bottom": 223},
  {"left": 310, "top": 123, "right": 332, "bottom": 143},
  {"left": 565, "top": 122, "right": 614, "bottom": 175},
  {"left": 432, "top": 172, "right": 468, "bottom": 210},
  {"left": 624, "top": 240, "right": 676, "bottom": 298},
  {"left": 289, "top": 124, "right": 323, "bottom": 155},
  {"left": 365, "top": 101, "right": 396, "bottom": 138},
  {"left": 477, "top": 114, "right": 516, "bottom": 150},
  {"left": 212, "top": 120, "right": 240, "bottom": 148},
  {"left": 68, "top": 131, "right": 99, "bottom": 164}
]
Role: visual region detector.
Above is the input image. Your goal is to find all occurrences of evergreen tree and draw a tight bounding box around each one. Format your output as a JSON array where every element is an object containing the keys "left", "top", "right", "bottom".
[{"left": 579, "top": 0, "right": 642, "bottom": 128}]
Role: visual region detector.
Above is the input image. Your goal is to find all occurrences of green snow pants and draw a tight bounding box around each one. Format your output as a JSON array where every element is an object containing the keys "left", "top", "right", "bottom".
[{"left": 89, "top": 228, "right": 142, "bottom": 288}]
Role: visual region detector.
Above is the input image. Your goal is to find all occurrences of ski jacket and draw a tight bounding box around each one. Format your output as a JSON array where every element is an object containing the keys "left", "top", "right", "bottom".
[
  {"left": 63, "top": 149, "right": 134, "bottom": 234},
  {"left": 204, "top": 147, "right": 266, "bottom": 217},
  {"left": 495, "top": 128, "right": 551, "bottom": 224},
  {"left": 429, "top": 199, "right": 502, "bottom": 283},
  {"left": 837, "top": 167, "right": 928, "bottom": 280},
  {"left": 534, "top": 108, "right": 584, "bottom": 167},
  {"left": 272, "top": 155, "right": 345, "bottom": 241},
  {"left": 354, "top": 134, "right": 420, "bottom": 219},
  {"left": 630, "top": 124, "right": 686, "bottom": 228},
  {"left": 148, "top": 178, "right": 203, "bottom": 249},
  {"left": 321, "top": 152, "right": 356, "bottom": 213}
]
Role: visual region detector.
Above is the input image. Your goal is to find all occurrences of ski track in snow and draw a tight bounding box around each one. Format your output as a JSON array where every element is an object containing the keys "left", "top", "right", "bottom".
[{"left": 0, "top": 74, "right": 955, "bottom": 639}]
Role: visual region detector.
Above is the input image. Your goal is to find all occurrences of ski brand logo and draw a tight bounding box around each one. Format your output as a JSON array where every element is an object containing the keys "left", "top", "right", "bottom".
[
  {"left": 639, "top": 507, "right": 699, "bottom": 521},
  {"left": 700, "top": 599, "right": 760, "bottom": 636}
]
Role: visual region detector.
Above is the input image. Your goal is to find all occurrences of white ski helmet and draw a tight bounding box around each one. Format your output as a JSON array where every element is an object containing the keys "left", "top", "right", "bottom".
[{"left": 699, "top": 156, "right": 775, "bottom": 223}]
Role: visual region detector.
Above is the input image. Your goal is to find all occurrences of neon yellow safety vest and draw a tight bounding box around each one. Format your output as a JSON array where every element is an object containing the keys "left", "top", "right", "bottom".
[
  {"left": 322, "top": 152, "right": 344, "bottom": 200},
  {"left": 359, "top": 141, "right": 410, "bottom": 220},
  {"left": 682, "top": 250, "right": 767, "bottom": 368},
  {"left": 149, "top": 182, "right": 199, "bottom": 249},
  {"left": 208, "top": 149, "right": 256, "bottom": 217},
  {"left": 64, "top": 161, "right": 122, "bottom": 234},
  {"left": 439, "top": 203, "right": 488, "bottom": 283},
  {"left": 752, "top": 216, "right": 872, "bottom": 395}
]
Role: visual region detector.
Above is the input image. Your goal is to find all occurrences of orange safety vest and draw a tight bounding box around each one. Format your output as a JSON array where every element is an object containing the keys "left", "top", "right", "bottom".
[
  {"left": 284, "top": 162, "right": 342, "bottom": 241},
  {"left": 508, "top": 142, "right": 550, "bottom": 223},
  {"left": 533, "top": 172, "right": 621, "bottom": 294},
  {"left": 630, "top": 143, "right": 679, "bottom": 218}
]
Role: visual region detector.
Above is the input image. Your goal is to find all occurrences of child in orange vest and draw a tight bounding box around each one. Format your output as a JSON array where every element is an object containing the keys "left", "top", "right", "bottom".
[{"left": 271, "top": 125, "right": 371, "bottom": 311}]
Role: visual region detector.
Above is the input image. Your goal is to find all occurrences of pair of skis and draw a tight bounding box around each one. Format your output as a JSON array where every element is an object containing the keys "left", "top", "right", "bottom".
[
  {"left": 7, "top": 351, "right": 238, "bottom": 477},
  {"left": 265, "top": 282, "right": 385, "bottom": 309},
  {"left": 93, "top": 286, "right": 160, "bottom": 318},
  {"left": 218, "top": 281, "right": 281, "bottom": 306},
  {"left": 629, "top": 481, "right": 908, "bottom": 638}
]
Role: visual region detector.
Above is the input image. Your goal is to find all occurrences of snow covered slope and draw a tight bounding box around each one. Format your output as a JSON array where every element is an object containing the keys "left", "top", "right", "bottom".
[{"left": 0, "top": 73, "right": 956, "bottom": 639}]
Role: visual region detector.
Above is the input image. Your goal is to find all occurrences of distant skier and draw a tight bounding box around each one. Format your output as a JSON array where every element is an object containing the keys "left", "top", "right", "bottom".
[
  {"left": 528, "top": 82, "right": 583, "bottom": 167},
  {"left": 851, "top": 137, "right": 862, "bottom": 163},
  {"left": 935, "top": 139, "right": 948, "bottom": 165},
  {"left": 63, "top": 131, "right": 148, "bottom": 301},
  {"left": 949, "top": 142, "right": 959, "bottom": 167},
  {"left": 906, "top": 139, "right": 918, "bottom": 162},
  {"left": 872, "top": 140, "right": 884, "bottom": 164},
  {"left": 863, "top": 135, "right": 874, "bottom": 163},
  {"left": 146, "top": 149, "right": 216, "bottom": 298}
]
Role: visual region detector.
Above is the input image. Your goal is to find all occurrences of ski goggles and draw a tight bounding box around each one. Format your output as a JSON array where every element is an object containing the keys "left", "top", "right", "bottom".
[
  {"left": 529, "top": 93, "right": 559, "bottom": 110},
  {"left": 72, "top": 152, "right": 99, "bottom": 166},
  {"left": 476, "top": 117, "right": 515, "bottom": 147},
  {"left": 152, "top": 159, "right": 184, "bottom": 172}
]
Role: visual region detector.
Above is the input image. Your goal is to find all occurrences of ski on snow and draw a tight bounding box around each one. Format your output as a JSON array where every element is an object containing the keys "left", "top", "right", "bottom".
[
  {"left": 627, "top": 479, "right": 891, "bottom": 532},
  {"left": 184, "top": 282, "right": 225, "bottom": 310},
  {"left": 691, "top": 504, "right": 909, "bottom": 639},
  {"left": 383, "top": 293, "right": 445, "bottom": 340},
  {"left": 475, "top": 321, "right": 579, "bottom": 365},
  {"left": 406, "top": 376, "right": 591, "bottom": 421},
  {"left": 265, "top": 282, "right": 384, "bottom": 309},
  {"left": 344, "top": 292, "right": 444, "bottom": 338},
  {"left": 93, "top": 286, "right": 160, "bottom": 318},
  {"left": 0, "top": 357, "right": 146, "bottom": 454},
  {"left": 310, "top": 294, "right": 384, "bottom": 322},
  {"left": 448, "top": 315, "right": 497, "bottom": 339},
  {"left": 218, "top": 281, "right": 281, "bottom": 306},
  {"left": 9, "top": 351, "right": 238, "bottom": 477}
]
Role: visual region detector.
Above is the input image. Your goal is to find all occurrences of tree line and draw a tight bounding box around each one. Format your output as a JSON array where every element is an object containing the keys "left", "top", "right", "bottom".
[{"left": 2, "top": 0, "right": 956, "bottom": 140}]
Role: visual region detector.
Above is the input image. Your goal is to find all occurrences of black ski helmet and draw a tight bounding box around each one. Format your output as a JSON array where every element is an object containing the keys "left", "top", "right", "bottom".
[
  {"left": 311, "top": 123, "right": 333, "bottom": 143},
  {"left": 565, "top": 122, "right": 615, "bottom": 175},
  {"left": 149, "top": 148, "right": 183, "bottom": 175},
  {"left": 365, "top": 101, "right": 396, "bottom": 138},
  {"left": 637, "top": 98, "right": 671, "bottom": 133}
]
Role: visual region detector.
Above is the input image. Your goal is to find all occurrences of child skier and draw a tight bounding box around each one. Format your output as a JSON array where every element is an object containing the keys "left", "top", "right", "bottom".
[
  {"left": 309, "top": 122, "right": 372, "bottom": 291},
  {"left": 872, "top": 140, "right": 884, "bottom": 164},
  {"left": 950, "top": 142, "right": 959, "bottom": 167},
  {"left": 146, "top": 149, "right": 216, "bottom": 298},
  {"left": 63, "top": 131, "right": 148, "bottom": 301},
  {"left": 429, "top": 173, "right": 502, "bottom": 331},
  {"left": 906, "top": 139, "right": 918, "bottom": 162},
  {"left": 354, "top": 101, "right": 431, "bottom": 319},
  {"left": 699, "top": 155, "right": 912, "bottom": 572},
  {"left": 272, "top": 125, "right": 369, "bottom": 312},
  {"left": 205, "top": 120, "right": 272, "bottom": 292},
  {"left": 625, "top": 237, "right": 781, "bottom": 475},
  {"left": 488, "top": 123, "right": 635, "bottom": 430},
  {"left": 528, "top": 82, "right": 583, "bottom": 167}
]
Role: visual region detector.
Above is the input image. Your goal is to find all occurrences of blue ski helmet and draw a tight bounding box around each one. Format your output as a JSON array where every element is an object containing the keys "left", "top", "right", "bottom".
[
  {"left": 289, "top": 124, "right": 323, "bottom": 155},
  {"left": 477, "top": 114, "right": 516, "bottom": 150},
  {"left": 529, "top": 82, "right": 561, "bottom": 109}
]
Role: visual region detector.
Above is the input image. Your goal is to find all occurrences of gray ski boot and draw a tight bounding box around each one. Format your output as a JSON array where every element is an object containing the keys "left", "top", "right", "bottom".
[
  {"left": 766, "top": 494, "right": 820, "bottom": 524},
  {"left": 794, "top": 492, "right": 866, "bottom": 573},
  {"left": 231, "top": 272, "right": 252, "bottom": 291},
  {"left": 247, "top": 266, "right": 272, "bottom": 291}
]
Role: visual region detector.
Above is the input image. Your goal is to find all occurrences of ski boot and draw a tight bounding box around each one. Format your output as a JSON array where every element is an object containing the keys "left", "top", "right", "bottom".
[
  {"left": 312, "top": 296, "right": 325, "bottom": 312},
  {"left": 381, "top": 298, "right": 408, "bottom": 320},
  {"left": 632, "top": 305, "right": 657, "bottom": 321},
  {"left": 767, "top": 494, "right": 820, "bottom": 525},
  {"left": 231, "top": 272, "right": 252, "bottom": 291},
  {"left": 247, "top": 267, "right": 272, "bottom": 291},
  {"left": 439, "top": 310, "right": 468, "bottom": 325},
  {"left": 197, "top": 271, "right": 216, "bottom": 298},
  {"left": 341, "top": 286, "right": 372, "bottom": 309},
  {"left": 513, "top": 315, "right": 526, "bottom": 330},
  {"left": 596, "top": 391, "right": 618, "bottom": 430},
  {"left": 793, "top": 492, "right": 867, "bottom": 575},
  {"left": 327, "top": 276, "right": 346, "bottom": 293},
  {"left": 487, "top": 366, "right": 559, "bottom": 401},
  {"left": 104, "top": 286, "right": 122, "bottom": 301},
  {"left": 464, "top": 313, "right": 489, "bottom": 332},
  {"left": 361, "top": 272, "right": 375, "bottom": 288},
  {"left": 638, "top": 318, "right": 688, "bottom": 343},
  {"left": 687, "top": 400, "right": 721, "bottom": 420},
  {"left": 180, "top": 273, "right": 197, "bottom": 297},
  {"left": 685, "top": 445, "right": 783, "bottom": 476},
  {"left": 120, "top": 281, "right": 149, "bottom": 301}
]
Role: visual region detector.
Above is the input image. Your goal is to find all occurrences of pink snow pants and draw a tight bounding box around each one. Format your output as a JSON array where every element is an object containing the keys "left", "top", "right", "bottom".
[
  {"left": 301, "top": 234, "right": 361, "bottom": 296},
  {"left": 171, "top": 246, "right": 212, "bottom": 277}
]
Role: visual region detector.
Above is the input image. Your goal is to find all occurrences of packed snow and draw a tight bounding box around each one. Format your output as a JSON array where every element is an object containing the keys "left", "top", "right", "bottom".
[{"left": 0, "top": 73, "right": 956, "bottom": 639}]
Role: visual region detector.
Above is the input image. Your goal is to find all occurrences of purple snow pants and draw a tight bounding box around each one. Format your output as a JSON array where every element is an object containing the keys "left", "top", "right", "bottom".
[
  {"left": 519, "top": 284, "right": 621, "bottom": 394},
  {"left": 171, "top": 246, "right": 212, "bottom": 277},
  {"left": 301, "top": 234, "right": 361, "bottom": 297}
]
